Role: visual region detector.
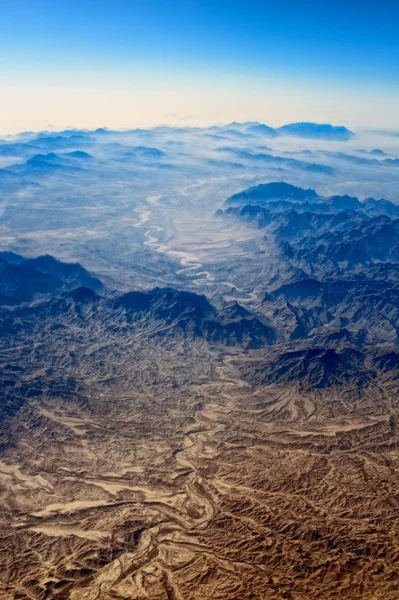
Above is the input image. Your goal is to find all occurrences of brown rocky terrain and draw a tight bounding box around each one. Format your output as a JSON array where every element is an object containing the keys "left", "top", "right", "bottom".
[{"left": 1, "top": 293, "right": 399, "bottom": 599}]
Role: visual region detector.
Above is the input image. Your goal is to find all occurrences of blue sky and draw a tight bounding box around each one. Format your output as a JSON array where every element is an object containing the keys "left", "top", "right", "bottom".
[{"left": 1, "top": 0, "right": 398, "bottom": 133}]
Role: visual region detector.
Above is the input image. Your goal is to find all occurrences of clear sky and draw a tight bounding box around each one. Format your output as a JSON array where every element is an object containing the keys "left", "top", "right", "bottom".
[{"left": 1, "top": 0, "right": 398, "bottom": 134}]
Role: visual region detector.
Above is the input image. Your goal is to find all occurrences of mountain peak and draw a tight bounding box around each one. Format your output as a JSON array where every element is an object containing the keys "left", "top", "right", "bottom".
[
  {"left": 64, "top": 286, "right": 100, "bottom": 302},
  {"left": 227, "top": 182, "right": 318, "bottom": 207},
  {"left": 278, "top": 122, "right": 355, "bottom": 140}
]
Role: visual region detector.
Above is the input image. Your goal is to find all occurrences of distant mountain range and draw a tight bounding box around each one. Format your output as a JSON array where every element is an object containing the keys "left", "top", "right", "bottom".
[
  {"left": 211, "top": 121, "right": 355, "bottom": 141},
  {"left": 0, "top": 121, "right": 354, "bottom": 147}
]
